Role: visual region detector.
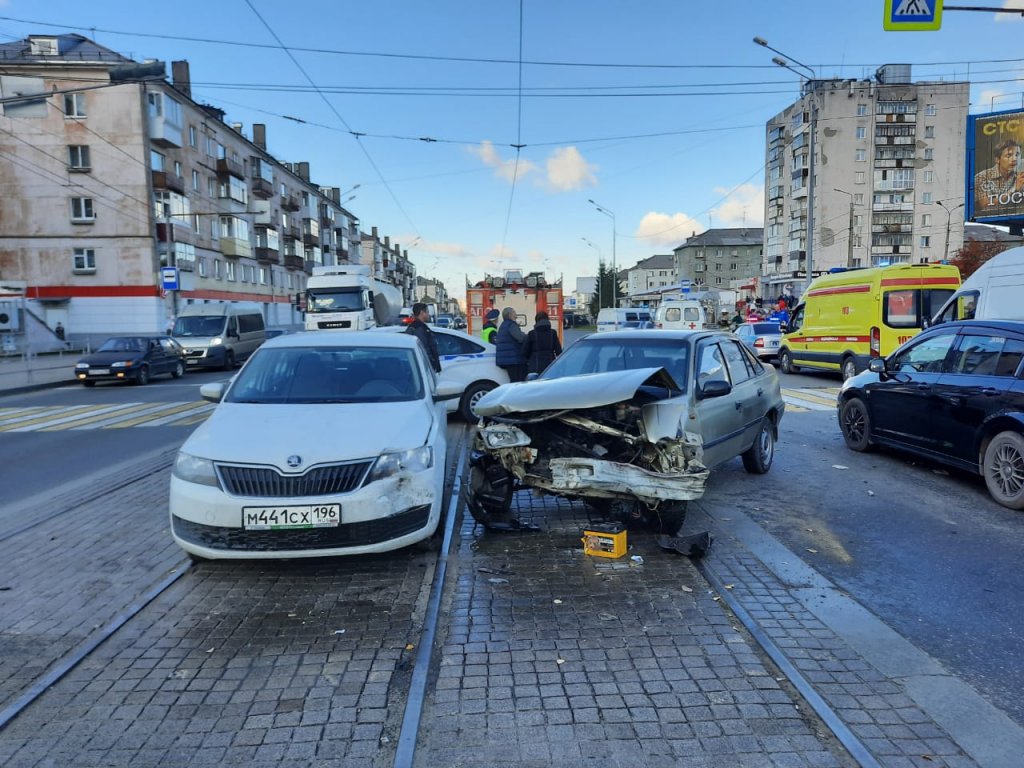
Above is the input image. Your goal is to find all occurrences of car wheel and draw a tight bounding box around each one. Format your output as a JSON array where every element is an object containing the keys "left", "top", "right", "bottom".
[
  {"left": 460, "top": 381, "right": 496, "bottom": 423},
  {"left": 171, "top": 360, "right": 185, "bottom": 379},
  {"left": 841, "top": 356, "right": 858, "bottom": 381},
  {"left": 779, "top": 349, "right": 798, "bottom": 374},
  {"left": 135, "top": 365, "right": 150, "bottom": 386},
  {"left": 222, "top": 351, "right": 235, "bottom": 371},
  {"left": 839, "top": 397, "right": 874, "bottom": 452},
  {"left": 467, "top": 458, "right": 516, "bottom": 529},
  {"left": 983, "top": 431, "right": 1024, "bottom": 510},
  {"left": 82, "top": 380, "right": 96, "bottom": 388},
  {"left": 741, "top": 418, "right": 775, "bottom": 474}
]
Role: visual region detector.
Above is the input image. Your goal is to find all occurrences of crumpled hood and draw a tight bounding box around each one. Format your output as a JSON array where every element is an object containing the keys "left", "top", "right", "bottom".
[
  {"left": 475, "top": 367, "right": 678, "bottom": 416},
  {"left": 183, "top": 400, "right": 434, "bottom": 468}
]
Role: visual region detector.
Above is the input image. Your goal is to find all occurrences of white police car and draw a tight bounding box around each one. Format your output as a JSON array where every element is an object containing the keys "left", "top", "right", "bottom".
[{"left": 378, "top": 325, "right": 509, "bottom": 421}]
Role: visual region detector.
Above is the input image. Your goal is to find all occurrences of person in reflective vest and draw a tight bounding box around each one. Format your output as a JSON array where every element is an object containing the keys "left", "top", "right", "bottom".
[{"left": 481, "top": 308, "right": 499, "bottom": 344}]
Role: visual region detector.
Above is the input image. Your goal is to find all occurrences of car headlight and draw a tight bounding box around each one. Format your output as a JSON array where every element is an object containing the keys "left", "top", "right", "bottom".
[
  {"left": 172, "top": 451, "right": 221, "bottom": 487},
  {"left": 75, "top": 363, "right": 88, "bottom": 369},
  {"left": 367, "top": 447, "right": 434, "bottom": 482},
  {"left": 111, "top": 360, "right": 133, "bottom": 368},
  {"left": 479, "top": 424, "right": 531, "bottom": 449},
  {"left": 210, "top": 338, "right": 223, "bottom": 346}
]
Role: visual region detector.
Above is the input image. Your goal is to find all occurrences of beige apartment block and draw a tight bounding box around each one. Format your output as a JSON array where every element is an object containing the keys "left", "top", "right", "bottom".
[{"left": 762, "top": 65, "right": 969, "bottom": 298}]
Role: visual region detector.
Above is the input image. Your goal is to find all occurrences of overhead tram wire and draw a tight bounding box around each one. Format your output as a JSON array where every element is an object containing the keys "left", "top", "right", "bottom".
[
  {"left": 7, "top": 15, "right": 1024, "bottom": 71},
  {"left": 242, "top": 0, "right": 419, "bottom": 237},
  {"left": 499, "top": 0, "right": 525, "bottom": 261}
]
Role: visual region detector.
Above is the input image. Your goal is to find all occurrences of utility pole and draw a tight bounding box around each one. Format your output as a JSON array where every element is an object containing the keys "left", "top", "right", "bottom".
[
  {"left": 935, "top": 200, "right": 964, "bottom": 263},
  {"left": 835, "top": 188, "right": 855, "bottom": 268}
]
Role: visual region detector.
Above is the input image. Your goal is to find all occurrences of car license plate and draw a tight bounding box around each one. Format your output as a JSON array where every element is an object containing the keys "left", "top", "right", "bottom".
[
  {"left": 90, "top": 368, "right": 109, "bottom": 375},
  {"left": 768, "top": 341, "right": 779, "bottom": 348},
  {"left": 242, "top": 504, "right": 340, "bottom": 530}
]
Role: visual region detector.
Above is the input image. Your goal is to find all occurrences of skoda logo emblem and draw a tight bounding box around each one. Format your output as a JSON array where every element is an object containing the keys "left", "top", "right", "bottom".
[{"left": 286, "top": 455, "right": 303, "bottom": 468}]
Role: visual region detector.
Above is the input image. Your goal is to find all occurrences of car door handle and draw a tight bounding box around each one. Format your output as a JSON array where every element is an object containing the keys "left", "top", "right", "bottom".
[
  {"left": 914, "top": 383, "right": 931, "bottom": 392},
  {"left": 757, "top": 387, "right": 764, "bottom": 397},
  {"left": 735, "top": 401, "right": 743, "bottom": 411}
]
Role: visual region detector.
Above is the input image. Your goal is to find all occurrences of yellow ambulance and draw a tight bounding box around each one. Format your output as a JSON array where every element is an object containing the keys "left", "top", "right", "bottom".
[{"left": 779, "top": 263, "right": 961, "bottom": 380}]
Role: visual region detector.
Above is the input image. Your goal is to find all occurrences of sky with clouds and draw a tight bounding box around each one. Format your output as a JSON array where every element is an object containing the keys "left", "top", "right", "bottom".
[{"left": 2, "top": 1, "right": 1024, "bottom": 298}]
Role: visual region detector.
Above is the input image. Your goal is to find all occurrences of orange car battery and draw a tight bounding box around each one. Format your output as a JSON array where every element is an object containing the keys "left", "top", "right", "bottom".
[{"left": 581, "top": 522, "right": 627, "bottom": 559}]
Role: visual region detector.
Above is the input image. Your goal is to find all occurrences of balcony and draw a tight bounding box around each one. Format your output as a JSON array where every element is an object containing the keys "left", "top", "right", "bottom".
[
  {"left": 255, "top": 246, "right": 279, "bottom": 264},
  {"left": 282, "top": 225, "right": 301, "bottom": 241},
  {"left": 283, "top": 254, "right": 304, "bottom": 270},
  {"left": 250, "top": 177, "right": 274, "bottom": 200},
  {"left": 219, "top": 237, "right": 251, "bottom": 258},
  {"left": 152, "top": 170, "right": 185, "bottom": 195},
  {"left": 216, "top": 157, "right": 245, "bottom": 179},
  {"left": 280, "top": 193, "right": 301, "bottom": 212}
]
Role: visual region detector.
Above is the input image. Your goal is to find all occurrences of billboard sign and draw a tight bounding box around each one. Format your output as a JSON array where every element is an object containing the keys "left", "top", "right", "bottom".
[{"left": 967, "top": 108, "right": 1024, "bottom": 224}]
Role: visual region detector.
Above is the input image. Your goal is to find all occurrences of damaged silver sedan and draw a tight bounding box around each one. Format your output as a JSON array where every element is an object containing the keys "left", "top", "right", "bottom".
[{"left": 467, "top": 330, "right": 785, "bottom": 535}]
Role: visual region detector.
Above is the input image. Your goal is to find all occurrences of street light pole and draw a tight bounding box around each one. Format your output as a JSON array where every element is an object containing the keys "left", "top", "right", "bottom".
[
  {"left": 756, "top": 38, "right": 818, "bottom": 293},
  {"left": 834, "top": 188, "right": 855, "bottom": 268},
  {"left": 581, "top": 236, "right": 603, "bottom": 311},
  {"left": 588, "top": 199, "right": 617, "bottom": 316},
  {"left": 935, "top": 200, "right": 964, "bottom": 263}
]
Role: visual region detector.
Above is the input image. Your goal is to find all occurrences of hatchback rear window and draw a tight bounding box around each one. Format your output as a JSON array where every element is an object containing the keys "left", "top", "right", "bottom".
[{"left": 751, "top": 323, "right": 781, "bottom": 334}]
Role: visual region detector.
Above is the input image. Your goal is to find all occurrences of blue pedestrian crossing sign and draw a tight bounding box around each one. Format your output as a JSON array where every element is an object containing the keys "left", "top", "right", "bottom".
[{"left": 884, "top": 0, "right": 943, "bottom": 31}]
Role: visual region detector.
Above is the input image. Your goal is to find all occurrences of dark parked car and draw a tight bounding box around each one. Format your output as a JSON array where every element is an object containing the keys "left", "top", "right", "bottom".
[
  {"left": 838, "top": 320, "right": 1024, "bottom": 509},
  {"left": 74, "top": 336, "right": 186, "bottom": 386}
]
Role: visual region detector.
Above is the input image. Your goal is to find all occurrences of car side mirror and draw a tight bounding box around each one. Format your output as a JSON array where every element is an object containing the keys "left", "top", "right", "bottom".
[
  {"left": 697, "top": 379, "right": 731, "bottom": 400},
  {"left": 868, "top": 358, "right": 887, "bottom": 375},
  {"left": 200, "top": 382, "right": 226, "bottom": 403},
  {"left": 525, "top": 372, "right": 539, "bottom": 381}
]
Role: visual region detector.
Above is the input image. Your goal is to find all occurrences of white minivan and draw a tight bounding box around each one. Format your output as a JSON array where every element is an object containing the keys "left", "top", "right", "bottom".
[
  {"left": 596, "top": 308, "right": 653, "bottom": 332},
  {"left": 931, "top": 246, "right": 1024, "bottom": 325},
  {"left": 172, "top": 302, "right": 266, "bottom": 370},
  {"left": 654, "top": 300, "right": 710, "bottom": 331}
]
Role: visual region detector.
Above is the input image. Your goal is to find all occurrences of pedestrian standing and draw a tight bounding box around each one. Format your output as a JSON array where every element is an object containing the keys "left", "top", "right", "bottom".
[
  {"left": 165, "top": 315, "right": 176, "bottom": 336},
  {"left": 522, "top": 311, "right": 562, "bottom": 375},
  {"left": 481, "top": 308, "right": 499, "bottom": 344},
  {"left": 495, "top": 307, "right": 528, "bottom": 382},
  {"left": 54, "top": 322, "right": 65, "bottom": 341},
  {"left": 404, "top": 302, "right": 442, "bottom": 373}
]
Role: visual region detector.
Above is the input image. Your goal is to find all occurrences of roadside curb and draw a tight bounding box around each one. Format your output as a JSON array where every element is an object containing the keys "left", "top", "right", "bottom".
[{"left": 0, "top": 379, "right": 76, "bottom": 398}]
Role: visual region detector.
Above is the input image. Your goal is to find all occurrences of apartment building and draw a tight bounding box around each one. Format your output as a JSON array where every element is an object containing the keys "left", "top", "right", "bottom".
[
  {"left": 673, "top": 228, "right": 764, "bottom": 290},
  {"left": 0, "top": 34, "right": 415, "bottom": 341},
  {"left": 356, "top": 227, "right": 418, "bottom": 306},
  {"left": 762, "top": 65, "right": 969, "bottom": 297},
  {"left": 624, "top": 254, "right": 675, "bottom": 296}
]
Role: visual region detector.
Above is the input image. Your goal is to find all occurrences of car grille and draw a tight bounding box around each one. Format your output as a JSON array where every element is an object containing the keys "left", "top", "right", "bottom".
[
  {"left": 217, "top": 460, "right": 373, "bottom": 498},
  {"left": 172, "top": 505, "right": 431, "bottom": 552},
  {"left": 316, "top": 320, "right": 351, "bottom": 329}
]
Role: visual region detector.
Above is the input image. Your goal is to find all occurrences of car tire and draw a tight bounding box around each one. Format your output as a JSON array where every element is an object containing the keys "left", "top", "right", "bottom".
[
  {"left": 171, "top": 361, "right": 185, "bottom": 379},
  {"left": 839, "top": 397, "right": 874, "bottom": 452},
  {"left": 841, "top": 356, "right": 858, "bottom": 381},
  {"left": 135, "top": 365, "right": 150, "bottom": 386},
  {"left": 467, "top": 459, "right": 516, "bottom": 528},
  {"left": 222, "top": 351, "right": 235, "bottom": 371},
  {"left": 983, "top": 431, "right": 1024, "bottom": 510},
  {"left": 460, "top": 381, "right": 496, "bottom": 423},
  {"left": 83, "top": 380, "right": 96, "bottom": 388},
  {"left": 741, "top": 418, "right": 775, "bottom": 474},
  {"left": 779, "top": 349, "right": 798, "bottom": 374}
]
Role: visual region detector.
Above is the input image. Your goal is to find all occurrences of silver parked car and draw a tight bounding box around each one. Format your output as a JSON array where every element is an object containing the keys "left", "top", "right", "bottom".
[
  {"left": 734, "top": 321, "right": 783, "bottom": 361},
  {"left": 468, "top": 329, "right": 785, "bottom": 534}
]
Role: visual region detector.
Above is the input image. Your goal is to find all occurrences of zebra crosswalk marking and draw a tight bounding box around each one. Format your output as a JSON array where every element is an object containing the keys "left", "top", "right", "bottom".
[
  {"left": 0, "top": 406, "right": 49, "bottom": 426},
  {"left": 104, "top": 400, "right": 211, "bottom": 428},
  {"left": 139, "top": 402, "right": 215, "bottom": 427},
  {"left": 0, "top": 404, "right": 102, "bottom": 431},
  {"left": 781, "top": 386, "right": 839, "bottom": 412},
  {"left": 0, "top": 401, "right": 215, "bottom": 432},
  {"left": 42, "top": 401, "right": 172, "bottom": 431}
]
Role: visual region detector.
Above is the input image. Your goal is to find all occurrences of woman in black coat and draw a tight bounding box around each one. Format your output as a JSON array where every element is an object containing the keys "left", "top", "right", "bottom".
[{"left": 522, "top": 311, "right": 563, "bottom": 375}]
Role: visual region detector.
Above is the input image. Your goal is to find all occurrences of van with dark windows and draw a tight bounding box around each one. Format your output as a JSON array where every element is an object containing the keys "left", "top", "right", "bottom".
[{"left": 172, "top": 302, "right": 266, "bottom": 370}]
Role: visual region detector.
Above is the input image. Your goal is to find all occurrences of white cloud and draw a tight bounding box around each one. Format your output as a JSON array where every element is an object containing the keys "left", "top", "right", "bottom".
[
  {"left": 635, "top": 212, "right": 705, "bottom": 246},
  {"left": 544, "top": 146, "right": 597, "bottom": 191},
  {"left": 996, "top": 0, "right": 1024, "bottom": 22},
  {"left": 711, "top": 183, "right": 764, "bottom": 228},
  {"left": 468, "top": 141, "right": 537, "bottom": 183}
]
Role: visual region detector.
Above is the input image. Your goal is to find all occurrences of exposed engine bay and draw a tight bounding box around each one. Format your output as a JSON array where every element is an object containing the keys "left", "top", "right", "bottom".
[{"left": 467, "top": 371, "right": 708, "bottom": 534}]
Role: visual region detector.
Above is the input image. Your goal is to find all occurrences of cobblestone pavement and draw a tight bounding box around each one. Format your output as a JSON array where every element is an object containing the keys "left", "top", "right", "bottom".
[{"left": 413, "top": 491, "right": 855, "bottom": 768}]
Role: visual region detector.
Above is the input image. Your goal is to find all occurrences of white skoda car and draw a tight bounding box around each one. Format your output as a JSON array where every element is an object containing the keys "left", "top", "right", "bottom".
[{"left": 170, "top": 332, "right": 448, "bottom": 560}]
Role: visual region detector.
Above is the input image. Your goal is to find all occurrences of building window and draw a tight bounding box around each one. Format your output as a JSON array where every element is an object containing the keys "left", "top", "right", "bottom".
[
  {"left": 214, "top": 259, "right": 222, "bottom": 279},
  {"left": 856, "top": 126, "right": 866, "bottom": 140},
  {"left": 924, "top": 148, "right": 934, "bottom": 160},
  {"left": 72, "top": 247, "right": 95, "bottom": 272},
  {"left": 715, "top": 277, "right": 722, "bottom": 285},
  {"left": 855, "top": 149, "right": 867, "bottom": 162},
  {"left": 730, "top": 262, "right": 737, "bottom": 270},
  {"left": 922, "top": 213, "right": 932, "bottom": 226},
  {"left": 225, "top": 261, "right": 236, "bottom": 282},
  {"left": 70, "top": 197, "right": 95, "bottom": 222},
  {"left": 920, "top": 236, "right": 931, "bottom": 247},
  {"left": 260, "top": 267, "right": 268, "bottom": 285},
  {"left": 855, "top": 171, "right": 865, "bottom": 184},
  {"left": 924, "top": 126, "right": 935, "bottom": 138},
  {"left": 857, "top": 104, "right": 867, "bottom": 116},
  {"left": 63, "top": 92, "right": 86, "bottom": 117},
  {"left": 207, "top": 177, "right": 216, "bottom": 197},
  {"left": 854, "top": 215, "right": 864, "bottom": 226},
  {"left": 67, "top": 145, "right": 90, "bottom": 171},
  {"left": 854, "top": 193, "right": 864, "bottom": 204},
  {"left": 922, "top": 192, "right": 933, "bottom": 204},
  {"left": 925, "top": 103, "right": 937, "bottom": 116},
  {"left": 923, "top": 170, "right": 934, "bottom": 183},
  {"left": 198, "top": 258, "right": 207, "bottom": 278},
  {"left": 188, "top": 125, "right": 197, "bottom": 147},
  {"left": 714, "top": 263, "right": 722, "bottom": 271},
  {"left": 192, "top": 169, "right": 200, "bottom": 190},
  {"left": 174, "top": 160, "right": 182, "bottom": 177},
  {"left": 150, "top": 150, "right": 165, "bottom": 172}
]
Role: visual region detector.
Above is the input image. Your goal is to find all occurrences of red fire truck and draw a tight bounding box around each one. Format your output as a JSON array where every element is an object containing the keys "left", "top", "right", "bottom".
[{"left": 466, "top": 270, "right": 563, "bottom": 343}]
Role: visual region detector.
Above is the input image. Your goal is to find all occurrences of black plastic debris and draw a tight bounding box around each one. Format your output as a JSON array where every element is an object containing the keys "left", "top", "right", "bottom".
[{"left": 656, "top": 531, "right": 713, "bottom": 558}]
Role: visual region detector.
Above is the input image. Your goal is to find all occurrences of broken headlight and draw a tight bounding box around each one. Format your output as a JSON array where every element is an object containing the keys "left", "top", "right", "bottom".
[{"left": 480, "top": 424, "right": 532, "bottom": 449}]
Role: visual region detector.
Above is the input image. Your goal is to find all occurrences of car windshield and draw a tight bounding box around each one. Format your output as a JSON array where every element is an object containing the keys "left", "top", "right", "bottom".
[
  {"left": 225, "top": 346, "right": 424, "bottom": 404},
  {"left": 173, "top": 316, "right": 226, "bottom": 337},
  {"left": 751, "top": 323, "right": 782, "bottom": 335},
  {"left": 97, "top": 337, "right": 145, "bottom": 353},
  {"left": 540, "top": 337, "right": 690, "bottom": 392}
]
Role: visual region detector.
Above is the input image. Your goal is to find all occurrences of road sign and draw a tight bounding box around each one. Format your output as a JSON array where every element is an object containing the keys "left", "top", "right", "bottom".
[
  {"left": 883, "top": 0, "right": 943, "bottom": 31},
  {"left": 161, "top": 267, "right": 179, "bottom": 291}
]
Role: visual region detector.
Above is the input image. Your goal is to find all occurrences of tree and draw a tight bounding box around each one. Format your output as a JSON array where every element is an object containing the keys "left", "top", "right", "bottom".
[
  {"left": 588, "top": 260, "right": 617, "bottom": 318},
  {"left": 950, "top": 240, "right": 1006, "bottom": 280}
]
